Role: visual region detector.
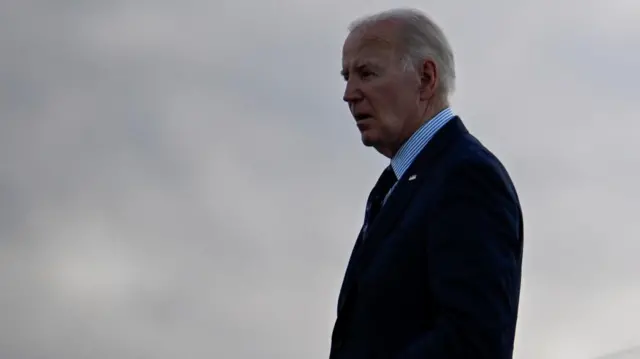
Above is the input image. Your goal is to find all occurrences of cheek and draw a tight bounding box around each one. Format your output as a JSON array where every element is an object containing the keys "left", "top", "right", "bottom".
[
  {"left": 367, "top": 86, "right": 399, "bottom": 114},
  {"left": 381, "top": 82, "right": 410, "bottom": 107},
  {"left": 371, "top": 85, "right": 416, "bottom": 132}
]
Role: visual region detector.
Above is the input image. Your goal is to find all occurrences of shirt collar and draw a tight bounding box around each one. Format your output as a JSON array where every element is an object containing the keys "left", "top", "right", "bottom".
[{"left": 390, "top": 107, "right": 455, "bottom": 179}]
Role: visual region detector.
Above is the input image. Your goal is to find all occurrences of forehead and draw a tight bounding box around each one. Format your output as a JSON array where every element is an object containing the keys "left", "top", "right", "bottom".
[{"left": 342, "top": 22, "right": 401, "bottom": 66}]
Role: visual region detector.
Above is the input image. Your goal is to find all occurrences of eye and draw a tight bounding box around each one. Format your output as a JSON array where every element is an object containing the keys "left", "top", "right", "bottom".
[{"left": 359, "top": 68, "right": 376, "bottom": 80}]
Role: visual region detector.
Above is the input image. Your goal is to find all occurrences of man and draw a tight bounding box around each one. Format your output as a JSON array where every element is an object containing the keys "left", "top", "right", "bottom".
[{"left": 330, "top": 8, "right": 523, "bottom": 359}]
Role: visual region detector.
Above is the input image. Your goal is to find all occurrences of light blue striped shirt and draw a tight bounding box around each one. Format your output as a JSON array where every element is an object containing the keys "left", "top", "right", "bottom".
[{"left": 384, "top": 107, "right": 455, "bottom": 202}]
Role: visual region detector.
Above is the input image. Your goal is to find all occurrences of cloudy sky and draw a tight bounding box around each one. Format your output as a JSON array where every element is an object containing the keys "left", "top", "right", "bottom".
[{"left": 1, "top": 0, "right": 640, "bottom": 358}]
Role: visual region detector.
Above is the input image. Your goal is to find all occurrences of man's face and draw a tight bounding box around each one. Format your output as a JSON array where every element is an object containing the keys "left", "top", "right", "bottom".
[{"left": 341, "top": 22, "right": 422, "bottom": 157}]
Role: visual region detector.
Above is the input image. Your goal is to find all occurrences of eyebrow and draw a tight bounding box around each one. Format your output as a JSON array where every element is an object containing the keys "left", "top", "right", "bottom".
[{"left": 341, "top": 61, "right": 380, "bottom": 78}]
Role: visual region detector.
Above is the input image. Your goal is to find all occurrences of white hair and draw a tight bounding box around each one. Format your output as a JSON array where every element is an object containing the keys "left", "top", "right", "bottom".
[{"left": 348, "top": 8, "right": 456, "bottom": 97}]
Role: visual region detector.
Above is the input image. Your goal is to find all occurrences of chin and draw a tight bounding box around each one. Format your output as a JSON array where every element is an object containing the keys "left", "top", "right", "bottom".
[
  {"left": 362, "top": 137, "right": 388, "bottom": 156},
  {"left": 360, "top": 132, "right": 377, "bottom": 147},
  {"left": 360, "top": 131, "right": 394, "bottom": 157}
]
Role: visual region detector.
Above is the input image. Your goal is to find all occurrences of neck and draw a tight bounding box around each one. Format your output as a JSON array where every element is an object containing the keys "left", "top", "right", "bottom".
[
  {"left": 377, "top": 99, "right": 449, "bottom": 158},
  {"left": 420, "top": 97, "right": 449, "bottom": 126}
]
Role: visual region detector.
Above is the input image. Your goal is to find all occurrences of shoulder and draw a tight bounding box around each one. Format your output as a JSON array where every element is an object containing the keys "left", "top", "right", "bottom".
[
  {"left": 424, "top": 132, "right": 523, "bottom": 245},
  {"left": 437, "top": 130, "right": 521, "bottom": 208}
]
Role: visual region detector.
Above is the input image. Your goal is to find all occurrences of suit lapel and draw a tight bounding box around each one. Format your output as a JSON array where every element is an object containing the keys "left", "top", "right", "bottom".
[
  {"left": 337, "top": 117, "right": 468, "bottom": 315},
  {"left": 351, "top": 167, "right": 427, "bottom": 275}
]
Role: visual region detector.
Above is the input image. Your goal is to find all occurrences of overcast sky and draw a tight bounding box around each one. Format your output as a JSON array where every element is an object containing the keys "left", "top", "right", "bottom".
[{"left": 1, "top": 1, "right": 640, "bottom": 358}]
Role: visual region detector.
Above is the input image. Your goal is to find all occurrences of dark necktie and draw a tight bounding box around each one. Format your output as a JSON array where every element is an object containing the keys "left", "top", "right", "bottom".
[{"left": 363, "top": 166, "right": 397, "bottom": 235}]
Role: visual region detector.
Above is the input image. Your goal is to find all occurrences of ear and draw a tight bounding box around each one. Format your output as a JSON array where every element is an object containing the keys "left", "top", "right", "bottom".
[{"left": 418, "top": 59, "right": 438, "bottom": 101}]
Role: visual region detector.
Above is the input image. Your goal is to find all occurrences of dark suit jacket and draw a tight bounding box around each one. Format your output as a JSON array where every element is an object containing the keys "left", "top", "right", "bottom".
[{"left": 330, "top": 117, "right": 523, "bottom": 359}]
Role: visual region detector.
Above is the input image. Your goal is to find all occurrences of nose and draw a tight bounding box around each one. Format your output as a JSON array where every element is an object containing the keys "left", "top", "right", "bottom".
[{"left": 343, "top": 78, "right": 362, "bottom": 105}]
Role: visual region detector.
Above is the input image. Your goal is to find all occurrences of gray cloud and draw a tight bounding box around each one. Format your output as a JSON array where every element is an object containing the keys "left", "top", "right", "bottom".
[{"left": 1, "top": 0, "right": 639, "bottom": 358}]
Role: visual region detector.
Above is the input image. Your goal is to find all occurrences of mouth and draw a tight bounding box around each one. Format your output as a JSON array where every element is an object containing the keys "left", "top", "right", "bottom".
[
  {"left": 354, "top": 113, "right": 373, "bottom": 122},
  {"left": 355, "top": 114, "right": 373, "bottom": 131}
]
